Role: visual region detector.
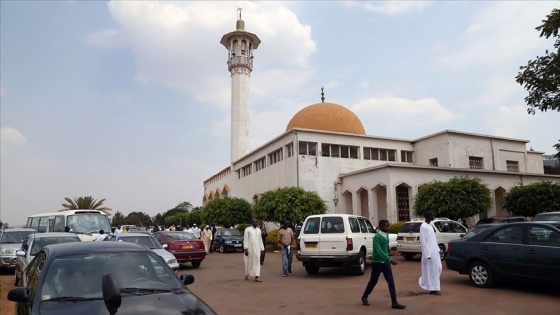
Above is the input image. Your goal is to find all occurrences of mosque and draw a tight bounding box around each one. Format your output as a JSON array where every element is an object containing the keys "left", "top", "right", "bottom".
[{"left": 203, "top": 16, "right": 560, "bottom": 224}]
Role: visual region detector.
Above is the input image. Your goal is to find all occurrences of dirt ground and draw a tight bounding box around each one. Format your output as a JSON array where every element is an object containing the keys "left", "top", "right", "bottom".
[
  {"left": 2, "top": 251, "right": 559, "bottom": 315},
  {"left": 1, "top": 270, "right": 15, "bottom": 315}
]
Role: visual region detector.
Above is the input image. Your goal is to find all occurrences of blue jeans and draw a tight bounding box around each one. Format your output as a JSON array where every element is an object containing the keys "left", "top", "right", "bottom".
[
  {"left": 362, "top": 261, "right": 397, "bottom": 304},
  {"left": 281, "top": 246, "right": 293, "bottom": 275}
]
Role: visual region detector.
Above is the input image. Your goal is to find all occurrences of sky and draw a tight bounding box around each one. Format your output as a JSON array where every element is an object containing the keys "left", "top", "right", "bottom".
[{"left": 1, "top": 1, "right": 559, "bottom": 226}]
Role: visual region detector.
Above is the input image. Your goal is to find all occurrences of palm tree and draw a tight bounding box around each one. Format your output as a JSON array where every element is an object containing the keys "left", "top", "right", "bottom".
[{"left": 61, "top": 196, "right": 112, "bottom": 215}]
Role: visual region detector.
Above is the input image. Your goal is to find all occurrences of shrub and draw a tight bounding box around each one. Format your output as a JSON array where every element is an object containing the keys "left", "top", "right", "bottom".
[
  {"left": 236, "top": 223, "right": 251, "bottom": 235},
  {"left": 388, "top": 221, "right": 406, "bottom": 234},
  {"left": 267, "top": 229, "right": 279, "bottom": 250}
]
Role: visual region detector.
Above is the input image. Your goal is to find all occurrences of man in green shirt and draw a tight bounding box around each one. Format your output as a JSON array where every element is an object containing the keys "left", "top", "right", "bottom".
[{"left": 361, "top": 220, "right": 406, "bottom": 310}]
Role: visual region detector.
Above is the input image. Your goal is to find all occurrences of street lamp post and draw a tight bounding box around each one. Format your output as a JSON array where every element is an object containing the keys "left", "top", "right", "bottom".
[{"left": 333, "top": 197, "right": 339, "bottom": 214}]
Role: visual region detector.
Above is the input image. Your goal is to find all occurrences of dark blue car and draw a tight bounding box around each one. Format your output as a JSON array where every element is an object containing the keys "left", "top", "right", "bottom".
[
  {"left": 446, "top": 221, "right": 560, "bottom": 288},
  {"left": 8, "top": 242, "right": 217, "bottom": 315}
]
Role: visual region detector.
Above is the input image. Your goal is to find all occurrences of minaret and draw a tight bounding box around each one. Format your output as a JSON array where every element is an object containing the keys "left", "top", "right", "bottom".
[{"left": 220, "top": 9, "right": 261, "bottom": 162}]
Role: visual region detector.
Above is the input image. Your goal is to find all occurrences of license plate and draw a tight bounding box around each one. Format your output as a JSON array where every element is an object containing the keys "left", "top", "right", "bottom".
[
  {"left": 406, "top": 237, "right": 415, "bottom": 241},
  {"left": 234, "top": 244, "right": 242, "bottom": 247},
  {"left": 182, "top": 244, "right": 193, "bottom": 249},
  {"left": 305, "top": 243, "right": 317, "bottom": 248}
]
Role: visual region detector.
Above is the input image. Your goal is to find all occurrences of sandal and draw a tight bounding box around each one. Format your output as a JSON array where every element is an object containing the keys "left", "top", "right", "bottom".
[
  {"left": 244, "top": 276, "right": 248, "bottom": 281},
  {"left": 255, "top": 277, "right": 262, "bottom": 282}
]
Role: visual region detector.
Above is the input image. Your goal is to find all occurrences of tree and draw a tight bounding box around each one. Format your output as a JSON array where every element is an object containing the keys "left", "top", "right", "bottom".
[
  {"left": 111, "top": 211, "right": 126, "bottom": 227},
  {"left": 253, "top": 187, "right": 327, "bottom": 224},
  {"left": 503, "top": 181, "right": 560, "bottom": 217},
  {"left": 201, "top": 197, "right": 252, "bottom": 228},
  {"left": 125, "top": 211, "right": 153, "bottom": 227},
  {"left": 61, "top": 196, "right": 112, "bottom": 215},
  {"left": 516, "top": 8, "right": 560, "bottom": 157},
  {"left": 414, "top": 176, "right": 493, "bottom": 219}
]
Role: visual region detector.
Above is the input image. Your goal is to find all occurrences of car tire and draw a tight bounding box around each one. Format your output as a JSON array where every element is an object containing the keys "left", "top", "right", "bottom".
[
  {"left": 469, "top": 261, "right": 494, "bottom": 288},
  {"left": 353, "top": 251, "right": 366, "bottom": 275},
  {"left": 438, "top": 244, "right": 446, "bottom": 260},
  {"left": 220, "top": 243, "right": 226, "bottom": 253},
  {"left": 191, "top": 261, "right": 201, "bottom": 268},
  {"left": 305, "top": 265, "right": 320, "bottom": 275},
  {"left": 404, "top": 253, "right": 415, "bottom": 261}
]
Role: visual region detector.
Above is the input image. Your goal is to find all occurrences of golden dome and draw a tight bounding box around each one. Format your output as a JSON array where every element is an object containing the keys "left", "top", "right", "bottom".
[{"left": 286, "top": 102, "right": 366, "bottom": 135}]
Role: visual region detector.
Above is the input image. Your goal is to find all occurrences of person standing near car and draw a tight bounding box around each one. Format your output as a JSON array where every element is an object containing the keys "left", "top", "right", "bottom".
[
  {"left": 209, "top": 224, "right": 217, "bottom": 253},
  {"left": 244, "top": 218, "right": 265, "bottom": 282},
  {"left": 259, "top": 221, "right": 268, "bottom": 265},
  {"left": 201, "top": 225, "right": 212, "bottom": 254},
  {"left": 278, "top": 221, "right": 295, "bottom": 277},
  {"left": 360, "top": 220, "right": 406, "bottom": 309},
  {"left": 419, "top": 210, "right": 442, "bottom": 295}
]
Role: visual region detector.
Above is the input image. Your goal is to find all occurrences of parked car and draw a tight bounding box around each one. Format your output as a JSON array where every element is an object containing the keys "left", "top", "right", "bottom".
[
  {"left": 7, "top": 242, "right": 217, "bottom": 315},
  {"left": 532, "top": 211, "right": 560, "bottom": 221},
  {"left": 0, "top": 228, "right": 37, "bottom": 271},
  {"left": 104, "top": 233, "right": 179, "bottom": 271},
  {"left": 396, "top": 218, "right": 467, "bottom": 260},
  {"left": 14, "top": 232, "right": 81, "bottom": 286},
  {"left": 152, "top": 231, "right": 206, "bottom": 267},
  {"left": 475, "top": 216, "right": 527, "bottom": 225},
  {"left": 461, "top": 223, "right": 502, "bottom": 240},
  {"left": 296, "top": 214, "right": 396, "bottom": 275},
  {"left": 212, "top": 228, "right": 244, "bottom": 253},
  {"left": 446, "top": 221, "right": 560, "bottom": 288}
]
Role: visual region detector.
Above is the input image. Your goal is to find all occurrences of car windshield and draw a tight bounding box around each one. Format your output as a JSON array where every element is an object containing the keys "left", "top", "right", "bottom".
[
  {"left": 67, "top": 213, "right": 111, "bottom": 234},
  {"left": 533, "top": 213, "right": 560, "bottom": 221},
  {"left": 30, "top": 237, "right": 80, "bottom": 255},
  {"left": 222, "top": 230, "right": 241, "bottom": 237},
  {"left": 399, "top": 223, "right": 422, "bottom": 233},
  {"left": 119, "top": 236, "right": 162, "bottom": 249},
  {"left": 462, "top": 225, "right": 496, "bottom": 239},
  {"left": 40, "top": 251, "right": 182, "bottom": 301},
  {"left": 1, "top": 231, "right": 35, "bottom": 244},
  {"left": 165, "top": 232, "right": 196, "bottom": 240}
]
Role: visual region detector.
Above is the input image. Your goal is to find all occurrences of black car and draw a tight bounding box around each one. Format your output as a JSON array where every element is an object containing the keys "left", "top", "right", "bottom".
[
  {"left": 212, "top": 228, "right": 243, "bottom": 253},
  {"left": 533, "top": 211, "right": 560, "bottom": 221},
  {"left": 475, "top": 216, "right": 527, "bottom": 225},
  {"left": 446, "top": 221, "right": 560, "bottom": 288},
  {"left": 8, "top": 242, "right": 216, "bottom": 315},
  {"left": 461, "top": 223, "right": 501, "bottom": 240}
]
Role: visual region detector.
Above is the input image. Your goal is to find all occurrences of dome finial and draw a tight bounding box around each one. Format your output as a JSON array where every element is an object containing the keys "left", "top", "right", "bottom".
[
  {"left": 237, "top": 7, "right": 243, "bottom": 20},
  {"left": 236, "top": 7, "right": 245, "bottom": 30},
  {"left": 321, "top": 86, "right": 325, "bottom": 103}
]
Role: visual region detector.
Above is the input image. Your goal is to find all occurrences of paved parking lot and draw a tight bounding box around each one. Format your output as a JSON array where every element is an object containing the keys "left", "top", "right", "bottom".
[{"left": 2, "top": 251, "right": 559, "bottom": 315}]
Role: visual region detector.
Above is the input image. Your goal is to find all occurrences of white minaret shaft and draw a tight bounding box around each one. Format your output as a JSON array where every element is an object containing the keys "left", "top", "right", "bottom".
[{"left": 220, "top": 14, "right": 261, "bottom": 162}]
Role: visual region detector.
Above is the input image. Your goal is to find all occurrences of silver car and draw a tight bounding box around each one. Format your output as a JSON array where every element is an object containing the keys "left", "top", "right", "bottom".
[
  {"left": 15, "top": 232, "right": 81, "bottom": 286},
  {"left": 104, "top": 233, "right": 179, "bottom": 270},
  {"left": 0, "top": 228, "right": 36, "bottom": 271}
]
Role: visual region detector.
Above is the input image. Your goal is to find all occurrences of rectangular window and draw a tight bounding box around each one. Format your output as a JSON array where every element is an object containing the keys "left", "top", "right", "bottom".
[
  {"left": 349, "top": 146, "right": 358, "bottom": 159},
  {"left": 254, "top": 157, "right": 266, "bottom": 171},
  {"left": 331, "top": 145, "right": 340, "bottom": 158},
  {"left": 363, "top": 147, "right": 371, "bottom": 160},
  {"left": 322, "top": 144, "right": 359, "bottom": 159},
  {"left": 268, "top": 149, "right": 283, "bottom": 165},
  {"left": 401, "top": 151, "right": 413, "bottom": 163},
  {"left": 506, "top": 160, "right": 519, "bottom": 172},
  {"left": 286, "top": 143, "right": 294, "bottom": 157},
  {"left": 321, "top": 143, "right": 330, "bottom": 157},
  {"left": 363, "top": 147, "right": 394, "bottom": 161},
  {"left": 241, "top": 164, "right": 252, "bottom": 177},
  {"left": 298, "top": 141, "right": 317, "bottom": 156},
  {"left": 429, "top": 158, "right": 438, "bottom": 167},
  {"left": 469, "top": 156, "right": 483, "bottom": 169}
]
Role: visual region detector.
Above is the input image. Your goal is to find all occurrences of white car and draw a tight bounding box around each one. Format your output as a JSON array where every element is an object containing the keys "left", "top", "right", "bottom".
[
  {"left": 396, "top": 218, "right": 468, "bottom": 260},
  {"left": 105, "top": 233, "right": 180, "bottom": 271}
]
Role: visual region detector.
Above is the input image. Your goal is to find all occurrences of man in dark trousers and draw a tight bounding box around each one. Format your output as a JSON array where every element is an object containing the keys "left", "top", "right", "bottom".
[
  {"left": 360, "top": 219, "right": 406, "bottom": 310},
  {"left": 259, "top": 221, "right": 267, "bottom": 264},
  {"left": 209, "top": 223, "right": 217, "bottom": 253}
]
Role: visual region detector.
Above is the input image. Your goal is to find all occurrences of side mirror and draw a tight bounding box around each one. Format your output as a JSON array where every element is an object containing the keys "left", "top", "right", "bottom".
[
  {"left": 8, "top": 287, "right": 30, "bottom": 302},
  {"left": 16, "top": 250, "right": 26, "bottom": 257},
  {"left": 180, "top": 274, "right": 195, "bottom": 286},
  {"left": 102, "top": 273, "right": 121, "bottom": 315},
  {"left": 460, "top": 233, "right": 465, "bottom": 238},
  {"left": 162, "top": 244, "right": 168, "bottom": 249}
]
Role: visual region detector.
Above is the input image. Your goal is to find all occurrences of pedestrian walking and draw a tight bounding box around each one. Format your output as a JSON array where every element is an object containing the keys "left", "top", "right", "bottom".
[
  {"left": 244, "top": 218, "right": 265, "bottom": 282},
  {"left": 278, "top": 221, "right": 294, "bottom": 277},
  {"left": 259, "top": 221, "right": 268, "bottom": 264},
  {"left": 419, "top": 210, "right": 442, "bottom": 295}
]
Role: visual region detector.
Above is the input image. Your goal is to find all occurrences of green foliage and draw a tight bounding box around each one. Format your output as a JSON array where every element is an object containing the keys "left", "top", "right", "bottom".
[
  {"left": 267, "top": 229, "right": 279, "bottom": 250},
  {"left": 387, "top": 222, "right": 406, "bottom": 234},
  {"left": 253, "top": 187, "right": 327, "bottom": 224},
  {"left": 61, "top": 196, "right": 112, "bottom": 215},
  {"left": 201, "top": 197, "right": 253, "bottom": 228},
  {"left": 414, "top": 176, "right": 492, "bottom": 219},
  {"left": 236, "top": 223, "right": 251, "bottom": 235},
  {"left": 503, "top": 181, "right": 560, "bottom": 217},
  {"left": 544, "top": 164, "right": 560, "bottom": 175}
]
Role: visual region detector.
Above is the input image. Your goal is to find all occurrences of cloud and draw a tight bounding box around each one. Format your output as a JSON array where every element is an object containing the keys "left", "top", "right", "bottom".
[
  {"left": 344, "top": 0, "right": 432, "bottom": 15},
  {"left": 106, "top": 1, "right": 316, "bottom": 111},
  {"left": 351, "top": 97, "right": 455, "bottom": 135},
  {"left": 0, "top": 127, "right": 27, "bottom": 155},
  {"left": 85, "top": 28, "right": 127, "bottom": 49},
  {"left": 0, "top": 83, "right": 5, "bottom": 98}
]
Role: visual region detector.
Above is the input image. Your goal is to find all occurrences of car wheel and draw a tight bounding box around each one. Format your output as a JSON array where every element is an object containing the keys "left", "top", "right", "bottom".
[
  {"left": 404, "top": 253, "right": 415, "bottom": 261},
  {"left": 353, "top": 251, "right": 366, "bottom": 275},
  {"left": 438, "top": 244, "right": 446, "bottom": 260},
  {"left": 305, "top": 265, "right": 320, "bottom": 275},
  {"left": 220, "top": 243, "right": 225, "bottom": 253},
  {"left": 469, "top": 261, "right": 494, "bottom": 288},
  {"left": 191, "top": 261, "right": 201, "bottom": 268}
]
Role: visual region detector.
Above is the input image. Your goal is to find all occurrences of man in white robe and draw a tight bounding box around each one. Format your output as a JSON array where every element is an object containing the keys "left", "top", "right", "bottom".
[
  {"left": 419, "top": 211, "right": 442, "bottom": 295},
  {"left": 244, "top": 219, "right": 265, "bottom": 282}
]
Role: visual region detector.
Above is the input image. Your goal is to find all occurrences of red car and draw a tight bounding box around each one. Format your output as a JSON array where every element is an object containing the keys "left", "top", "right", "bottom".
[{"left": 153, "top": 231, "right": 206, "bottom": 267}]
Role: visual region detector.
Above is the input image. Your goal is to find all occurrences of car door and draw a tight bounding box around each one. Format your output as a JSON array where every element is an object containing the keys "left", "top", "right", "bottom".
[
  {"left": 318, "top": 216, "right": 346, "bottom": 255},
  {"left": 481, "top": 225, "right": 526, "bottom": 278},
  {"left": 357, "top": 218, "right": 373, "bottom": 255},
  {"left": 214, "top": 230, "right": 223, "bottom": 248},
  {"left": 525, "top": 224, "right": 560, "bottom": 283}
]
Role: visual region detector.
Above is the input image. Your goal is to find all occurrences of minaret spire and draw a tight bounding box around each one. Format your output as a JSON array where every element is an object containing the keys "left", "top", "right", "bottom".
[
  {"left": 321, "top": 86, "right": 325, "bottom": 103},
  {"left": 221, "top": 13, "right": 261, "bottom": 162}
]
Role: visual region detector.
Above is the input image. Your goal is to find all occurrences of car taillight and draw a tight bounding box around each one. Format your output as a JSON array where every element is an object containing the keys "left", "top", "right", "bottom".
[
  {"left": 397, "top": 236, "right": 403, "bottom": 240},
  {"left": 346, "top": 237, "right": 353, "bottom": 251}
]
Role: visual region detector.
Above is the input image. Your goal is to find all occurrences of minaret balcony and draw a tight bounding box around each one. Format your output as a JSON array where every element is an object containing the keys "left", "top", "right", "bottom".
[{"left": 227, "top": 56, "right": 253, "bottom": 71}]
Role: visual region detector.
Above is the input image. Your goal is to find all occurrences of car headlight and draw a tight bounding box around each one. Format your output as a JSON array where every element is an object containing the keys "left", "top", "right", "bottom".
[
  {"left": 167, "top": 258, "right": 177, "bottom": 264},
  {"left": 1, "top": 248, "right": 14, "bottom": 255}
]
